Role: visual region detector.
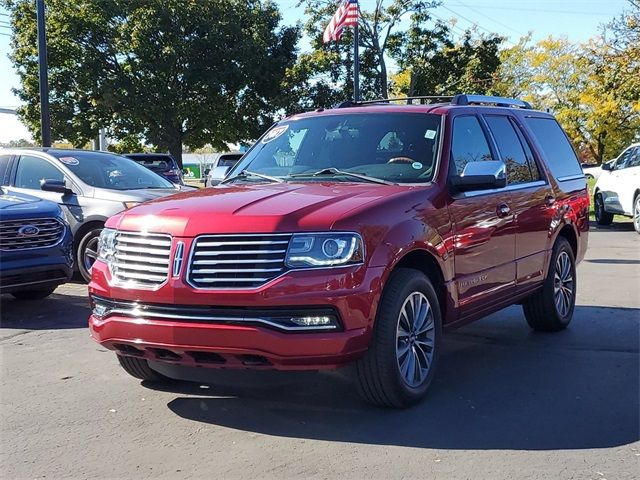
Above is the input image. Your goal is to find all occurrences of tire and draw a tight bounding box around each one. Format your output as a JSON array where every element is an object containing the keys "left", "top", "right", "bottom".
[
  {"left": 523, "top": 237, "right": 576, "bottom": 332},
  {"left": 633, "top": 195, "right": 640, "bottom": 235},
  {"left": 356, "top": 268, "right": 442, "bottom": 408},
  {"left": 594, "top": 192, "right": 613, "bottom": 226},
  {"left": 77, "top": 227, "right": 103, "bottom": 283},
  {"left": 117, "top": 354, "right": 170, "bottom": 382},
  {"left": 10, "top": 287, "right": 57, "bottom": 300}
]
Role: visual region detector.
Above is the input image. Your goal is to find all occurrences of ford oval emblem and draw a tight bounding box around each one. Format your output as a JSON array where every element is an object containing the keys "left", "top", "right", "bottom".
[{"left": 18, "top": 225, "right": 40, "bottom": 236}]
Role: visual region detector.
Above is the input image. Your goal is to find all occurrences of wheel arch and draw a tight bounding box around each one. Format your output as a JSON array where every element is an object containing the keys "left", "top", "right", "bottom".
[{"left": 73, "top": 219, "right": 106, "bottom": 253}]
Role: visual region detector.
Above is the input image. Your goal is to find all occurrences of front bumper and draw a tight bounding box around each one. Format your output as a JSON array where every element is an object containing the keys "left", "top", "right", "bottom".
[{"left": 89, "top": 262, "right": 385, "bottom": 370}]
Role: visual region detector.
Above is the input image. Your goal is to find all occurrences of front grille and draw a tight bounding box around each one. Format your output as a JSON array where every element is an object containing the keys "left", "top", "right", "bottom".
[
  {"left": 112, "top": 231, "right": 172, "bottom": 286},
  {"left": 187, "top": 233, "right": 292, "bottom": 289},
  {"left": 0, "top": 217, "right": 65, "bottom": 250}
]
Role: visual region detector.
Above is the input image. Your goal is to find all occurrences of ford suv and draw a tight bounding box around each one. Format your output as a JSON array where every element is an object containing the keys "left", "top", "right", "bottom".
[{"left": 88, "top": 95, "right": 589, "bottom": 408}]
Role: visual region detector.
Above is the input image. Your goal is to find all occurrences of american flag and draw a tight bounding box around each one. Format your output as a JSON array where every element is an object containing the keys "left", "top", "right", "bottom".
[{"left": 322, "top": 0, "right": 359, "bottom": 43}]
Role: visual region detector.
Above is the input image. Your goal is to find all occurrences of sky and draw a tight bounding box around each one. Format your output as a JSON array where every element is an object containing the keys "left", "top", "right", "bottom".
[{"left": 0, "top": 0, "right": 631, "bottom": 143}]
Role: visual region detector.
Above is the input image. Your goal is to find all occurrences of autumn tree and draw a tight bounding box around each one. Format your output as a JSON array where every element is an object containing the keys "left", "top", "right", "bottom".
[{"left": 4, "top": 0, "right": 299, "bottom": 166}]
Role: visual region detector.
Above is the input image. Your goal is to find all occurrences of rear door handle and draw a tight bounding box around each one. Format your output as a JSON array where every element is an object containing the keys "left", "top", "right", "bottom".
[
  {"left": 496, "top": 203, "right": 511, "bottom": 217},
  {"left": 545, "top": 195, "right": 556, "bottom": 207}
]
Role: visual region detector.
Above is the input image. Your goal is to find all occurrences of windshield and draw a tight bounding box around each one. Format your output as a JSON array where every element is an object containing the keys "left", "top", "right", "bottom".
[
  {"left": 229, "top": 113, "right": 442, "bottom": 184},
  {"left": 50, "top": 151, "right": 174, "bottom": 190}
]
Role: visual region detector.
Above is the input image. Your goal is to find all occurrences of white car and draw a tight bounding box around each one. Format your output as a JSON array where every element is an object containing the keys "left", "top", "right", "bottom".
[
  {"left": 593, "top": 143, "right": 640, "bottom": 233},
  {"left": 582, "top": 162, "right": 606, "bottom": 180},
  {"left": 204, "top": 152, "right": 244, "bottom": 187}
]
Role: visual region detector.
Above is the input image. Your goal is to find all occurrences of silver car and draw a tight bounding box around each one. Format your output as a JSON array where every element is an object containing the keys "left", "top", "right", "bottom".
[{"left": 0, "top": 148, "right": 187, "bottom": 281}]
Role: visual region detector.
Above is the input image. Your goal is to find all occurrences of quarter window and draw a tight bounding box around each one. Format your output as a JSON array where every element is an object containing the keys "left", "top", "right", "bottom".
[
  {"left": 15, "top": 155, "right": 64, "bottom": 189},
  {"left": 450, "top": 116, "right": 493, "bottom": 175},
  {"left": 484, "top": 116, "right": 540, "bottom": 184},
  {"left": 524, "top": 117, "right": 582, "bottom": 180}
]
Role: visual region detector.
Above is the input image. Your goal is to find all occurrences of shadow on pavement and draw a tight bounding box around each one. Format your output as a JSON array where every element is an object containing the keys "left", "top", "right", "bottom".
[
  {"left": 585, "top": 258, "right": 640, "bottom": 265},
  {"left": 589, "top": 220, "right": 635, "bottom": 232},
  {"left": 0, "top": 287, "right": 89, "bottom": 329},
  {"left": 150, "top": 304, "right": 639, "bottom": 451}
]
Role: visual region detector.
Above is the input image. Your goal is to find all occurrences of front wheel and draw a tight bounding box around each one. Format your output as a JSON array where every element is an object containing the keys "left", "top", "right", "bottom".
[
  {"left": 77, "top": 227, "right": 103, "bottom": 282},
  {"left": 523, "top": 237, "right": 576, "bottom": 332},
  {"left": 633, "top": 195, "right": 640, "bottom": 234},
  {"left": 594, "top": 193, "right": 613, "bottom": 226},
  {"left": 356, "top": 268, "right": 441, "bottom": 408}
]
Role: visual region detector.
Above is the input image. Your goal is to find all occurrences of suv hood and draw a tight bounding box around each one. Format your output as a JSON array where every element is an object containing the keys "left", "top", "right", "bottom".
[
  {"left": 111, "top": 182, "right": 416, "bottom": 236},
  {"left": 0, "top": 190, "right": 62, "bottom": 221}
]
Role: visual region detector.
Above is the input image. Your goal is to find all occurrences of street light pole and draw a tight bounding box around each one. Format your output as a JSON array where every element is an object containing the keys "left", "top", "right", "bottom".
[{"left": 36, "top": 0, "right": 51, "bottom": 147}]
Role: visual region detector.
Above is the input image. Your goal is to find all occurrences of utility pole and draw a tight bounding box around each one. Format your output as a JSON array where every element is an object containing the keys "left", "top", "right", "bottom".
[{"left": 36, "top": 0, "right": 51, "bottom": 147}]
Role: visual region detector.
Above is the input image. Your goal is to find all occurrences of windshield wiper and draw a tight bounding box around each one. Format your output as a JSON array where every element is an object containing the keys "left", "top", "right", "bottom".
[
  {"left": 220, "top": 170, "right": 285, "bottom": 185},
  {"left": 289, "top": 168, "right": 394, "bottom": 185}
]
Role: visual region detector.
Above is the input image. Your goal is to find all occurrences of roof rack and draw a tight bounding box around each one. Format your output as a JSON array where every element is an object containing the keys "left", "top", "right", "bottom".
[
  {"left": 451, "top": 94, "right": 532, "bottom": 109},
  {"left": 335, "top": 94, "right": 532, "bottom": 110}
]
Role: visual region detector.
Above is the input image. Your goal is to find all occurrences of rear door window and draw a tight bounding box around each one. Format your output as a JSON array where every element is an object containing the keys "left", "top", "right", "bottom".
[
  {"left": 484, "top": 115, "right": 541, "bottom": 185},
  {"left": 524, "top": 117, "right": 582, "bottom": 180},
  {"left": 0, "top": 155, "right": 12, "bottom": 185},
  {"left": 450, "top": 116, "right": 494, "bottom": 175}
]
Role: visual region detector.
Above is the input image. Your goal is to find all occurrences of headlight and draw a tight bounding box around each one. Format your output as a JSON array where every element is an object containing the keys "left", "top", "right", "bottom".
[
  {"left": 285, "top": 232, "right": 364, "bottom": 268},
  {"left": 97, "top": 228, "right": 117, "bottom": 270}
]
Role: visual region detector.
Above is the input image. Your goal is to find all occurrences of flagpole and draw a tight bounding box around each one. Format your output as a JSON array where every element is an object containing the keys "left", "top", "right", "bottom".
[{"left": 353, "top": 10, "right": 360, "bottom": 103}]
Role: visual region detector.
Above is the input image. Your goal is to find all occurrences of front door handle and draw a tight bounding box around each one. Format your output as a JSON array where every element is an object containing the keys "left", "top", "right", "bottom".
[{"left": 496, "top": 203, "right": 511, "bottom": 218}]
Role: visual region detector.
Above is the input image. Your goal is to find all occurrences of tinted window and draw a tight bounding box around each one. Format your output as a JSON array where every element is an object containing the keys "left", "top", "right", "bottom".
[
  {"left": 628, "top": 147, "right": 640, "bottom": 168},
  {"left": 525, "top": 117, "right": 581, "bottom": 179},
  {"left": 450, "top": 116, "right": 493, "bottom": 175},
  {"left": 616, "top": 147, "right": 635, "bottom": 169},
  {"left": 485, "top": 116, "right": 540, "bottom": 184},
  {"left": 128, "top": 155, "right": 177, "bottom": 172},
  {"left": 48, "top": 151, "right": 173, "bottom": 190},
  {"left": 15, "top": 155, "right": 64, "bottom": 189},
  {"left": 234, "top": 113, "right": 442, "bottom": 183},
  {"left": 0, "top": 155, "right": 11, "bottom": 185}
]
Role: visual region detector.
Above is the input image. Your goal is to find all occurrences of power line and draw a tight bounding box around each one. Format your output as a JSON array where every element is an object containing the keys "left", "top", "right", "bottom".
[
  {"left": 447, "top": 4, "right": 616, "bottom": 16},
  {"left": 455, "top": 0, "right": 525, "bottom": 37},
  {"left": 439, "top": 6, "right": 516, "bottom": 46}
]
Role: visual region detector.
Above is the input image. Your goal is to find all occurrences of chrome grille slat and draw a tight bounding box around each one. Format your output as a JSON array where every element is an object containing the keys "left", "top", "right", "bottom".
[
  {"left": 188, "top": 234, "right": 292, "bottom": 289},
  {"left": 112, "top": 232, "right": 171, "bottom": 286},
  {"left": 0, "top": 217, "right": 65, "bottom": 250}
]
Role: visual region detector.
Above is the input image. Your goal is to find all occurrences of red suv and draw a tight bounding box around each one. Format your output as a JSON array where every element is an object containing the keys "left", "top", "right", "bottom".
[{"left": 88, "top": 95, "right": 589, "bottom": 407}]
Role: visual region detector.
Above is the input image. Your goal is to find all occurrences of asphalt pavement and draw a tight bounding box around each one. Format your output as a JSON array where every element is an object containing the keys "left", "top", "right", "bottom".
[{"left": 1, "top": 224, "right": 638, "bottom": 479}]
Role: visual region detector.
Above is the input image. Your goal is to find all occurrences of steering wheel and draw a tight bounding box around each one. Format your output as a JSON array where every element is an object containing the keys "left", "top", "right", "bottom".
[{"left": 387, "top": 156, "right": 415, "bottom": 164}]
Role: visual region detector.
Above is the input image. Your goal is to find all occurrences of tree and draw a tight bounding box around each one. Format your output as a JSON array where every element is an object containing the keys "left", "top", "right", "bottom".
[
  {"left": 290, "top": 0, "right": 441, "bottom": 108},
  {"left": 4, "top": 0, "right": 299, "bottom": 167}
]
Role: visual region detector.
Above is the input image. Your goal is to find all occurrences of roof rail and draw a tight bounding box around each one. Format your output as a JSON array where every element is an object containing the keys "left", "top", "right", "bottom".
[
  {"left": 451, "top": 94, "right": 532, "bottom": 109},
  {"left": 335, "top": 96, "right": 454, "bottom": 108}
]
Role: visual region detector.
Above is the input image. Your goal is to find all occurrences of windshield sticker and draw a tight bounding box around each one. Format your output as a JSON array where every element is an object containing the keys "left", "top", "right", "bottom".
[
  {"left": 261, "top": 125, "right": 289, "bottom": 144},
  {"left": 412, "top": 162, "right": 423, "bottom": 170},
  {"left": 424, "top": 130, "right": 437, "bottom": 140},
  {"left": 59, "top": 156, "right": 79, "bottom": 166}
]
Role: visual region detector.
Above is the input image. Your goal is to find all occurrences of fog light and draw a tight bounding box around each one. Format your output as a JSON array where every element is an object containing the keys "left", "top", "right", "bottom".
[
  {"left": 289, "top": 316, "right": 332, "bottom": 326},
  {"left": 93, "top": 302, "right": 111, "bottom": 319}
]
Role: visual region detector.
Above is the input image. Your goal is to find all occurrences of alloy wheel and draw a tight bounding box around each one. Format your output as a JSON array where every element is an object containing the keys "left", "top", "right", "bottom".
[
  {"left": 396, "top": 291, "right": 436, "bottom": 388},
  {"left": 634, "top": 197, "right": 640, "bottom": 233},
  {"left": 553, "top": 251, "right": 574, "bottom": 318},
  {"left": 83, "top": 236, "right": 100, "bottom": 273}
]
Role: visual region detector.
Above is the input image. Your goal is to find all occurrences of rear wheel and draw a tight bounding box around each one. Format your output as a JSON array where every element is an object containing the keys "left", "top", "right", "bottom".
[
  {"left": 356, "top": 268, "right": 441, "bottom": 408},
  {"left": 117, "top": 355, "right": 170, "bottom": 382},
  {"left": 633, "top": 195, "right": 640, "bottom": 234},
  {"left": 594, "top": 193, "right": 613, "bottom": 226},
  {"left": 523, "top": 237, "right": 576, "bottom": 332},
  {"left": 77, "top": 227, "right": 102, "bottom": 282},
  {"left": 11, "top": 287, "right": 57, "bottom": 300}
]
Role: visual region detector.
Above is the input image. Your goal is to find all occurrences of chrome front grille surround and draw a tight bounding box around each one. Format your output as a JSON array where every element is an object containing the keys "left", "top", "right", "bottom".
[
  {"left": 0, "top": 217, "right": 65, "bottom": 250},
  {"left": 112, "top": 231, "right": 172, "bottom": 286},
  {"left": 187, "top": 233, "right": 292, "bottom": 289}
]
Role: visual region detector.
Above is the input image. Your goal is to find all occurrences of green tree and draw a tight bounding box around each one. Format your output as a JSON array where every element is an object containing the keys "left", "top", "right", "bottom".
[{"left": 4, "top": 0, "right": 299, "bottom": 167}]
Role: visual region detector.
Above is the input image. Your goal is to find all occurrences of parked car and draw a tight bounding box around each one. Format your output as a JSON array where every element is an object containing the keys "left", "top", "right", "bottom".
[
  {"left": 581, "top": 162, "right": 605, "bottom": 180},
  {"left": 204, "top": 152, "right": 244, "bottom": 186},
  {"left": 88, "top": 95, "right": 589, "bottom": 408},
  {"left": 0, "top": 148, "right": 189, "bottom": 282},
  {"left": 0, "top": 188, "right": 73, "bottom": 299},
  {"left": 123, "top": 153, "right": 184, "bottom": 185},
  {"left": 593, "top": 143, "right": 640, "bottom": 233}
]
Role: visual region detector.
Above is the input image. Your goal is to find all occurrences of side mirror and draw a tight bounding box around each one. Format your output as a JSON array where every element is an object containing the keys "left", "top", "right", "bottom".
[
  {"left": 450, "top": 160, "right": 507, "bottom": 192},
  {"left": 40, "top": 178, "right": 73, "bottom": 195},
  {"left": 601, "top": 161, "right": 613, "bottom": 171}
]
